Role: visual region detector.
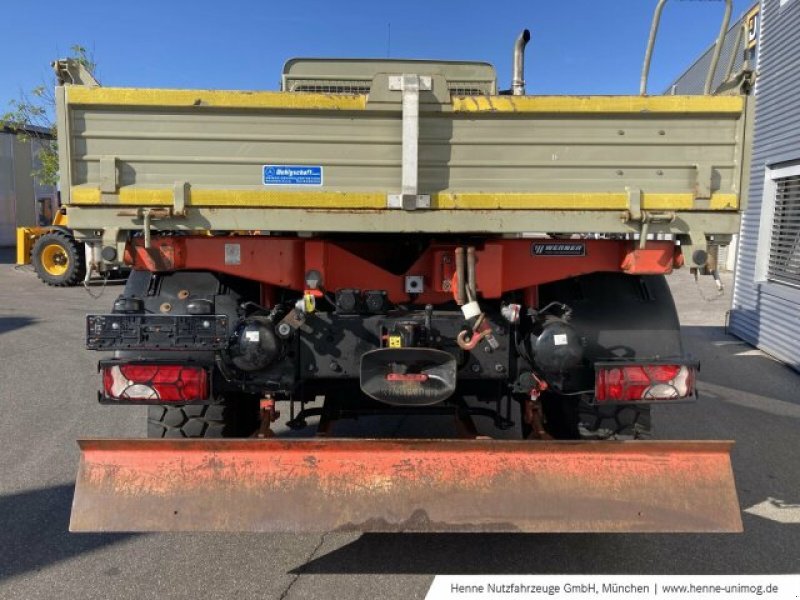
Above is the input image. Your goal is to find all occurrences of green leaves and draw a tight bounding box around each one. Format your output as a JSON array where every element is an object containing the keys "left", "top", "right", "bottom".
[{"left": 0, "top": 46, "right": 96, "bottom": 186}]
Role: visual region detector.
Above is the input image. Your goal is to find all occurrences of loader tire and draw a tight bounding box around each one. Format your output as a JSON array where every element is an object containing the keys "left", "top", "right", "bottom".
[
  {"left": 147, "top": 400, "right": 258, "bottom": 438},
  {"left": 31, "top": 230, "right": 86, "bottom": 286},
  {"left": 577, "top": 402, "right": 652, "bottom": 440}
]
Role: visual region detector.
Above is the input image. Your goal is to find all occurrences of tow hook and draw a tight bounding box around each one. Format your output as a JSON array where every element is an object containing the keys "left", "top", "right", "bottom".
[{"left": 457, "top": 313, "right": 500, "bottom": 351}]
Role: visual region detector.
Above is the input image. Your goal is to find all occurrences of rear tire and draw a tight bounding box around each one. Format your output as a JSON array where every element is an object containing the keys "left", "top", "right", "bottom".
[
  {"left": 578, "top": 402, "right": 652, "bottom": 440},
  {"left": 31, "top": 230, "right": 86, "bottom": 286},
  {"left": 147, "top": 398, "right": 259, "bottom": 438},
  {"left": 522, "top": 394, "right": 652, "bottom": 440}
]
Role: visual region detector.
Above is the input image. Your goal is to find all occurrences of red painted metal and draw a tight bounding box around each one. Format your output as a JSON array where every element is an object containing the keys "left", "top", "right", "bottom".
[
  {"left": 70, "top": 438, "right": 742, "bottom": 533},
  {"left": 125, "top": 237, "right": 678, "bottom": 304},
  {"left": 620, "top": 241, "right": 676, "bottom": 275}
]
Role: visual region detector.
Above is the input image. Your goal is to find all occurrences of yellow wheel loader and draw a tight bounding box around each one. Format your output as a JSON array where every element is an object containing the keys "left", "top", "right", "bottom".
[{"left": 16, "top": 208, "right": 87, "bottom": 286}]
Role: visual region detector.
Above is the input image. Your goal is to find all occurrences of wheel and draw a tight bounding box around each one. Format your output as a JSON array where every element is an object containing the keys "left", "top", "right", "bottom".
[
  {"left": 147, "top": 398, "right": 259, "bottom": 439},
  {"left": 31, "top": 230, "right": 86, "bottom": 286},
  {"left": 578, "top": 401, "right": 652, "bottom": 440}
]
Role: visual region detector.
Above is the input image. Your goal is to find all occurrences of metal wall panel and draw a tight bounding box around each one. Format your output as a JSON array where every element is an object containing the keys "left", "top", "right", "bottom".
[
  {"left": 667, "top": 4, "right": 758, "bottom": 95},
  {"left": 0, "top": 133, "right": 15, "bottom": 246},
  {"left": 730, "top": 0, "right": 800, "bottom": 371},
  {"left": 68, "top": 108, "right": 745, "bottom": 196}
]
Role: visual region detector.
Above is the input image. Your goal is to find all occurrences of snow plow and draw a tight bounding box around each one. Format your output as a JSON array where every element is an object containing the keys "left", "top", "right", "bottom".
[
  {"left": 72, "top": 439, "right": 740, "bottom": 532},
  {"left": 64, "top": 5, "right": 748, "bottom": 533}
]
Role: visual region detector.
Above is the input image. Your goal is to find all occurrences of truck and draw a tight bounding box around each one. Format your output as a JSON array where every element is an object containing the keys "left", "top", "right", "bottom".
[{"left": 66, "top": 1, "right": 749, "bottom": 533}]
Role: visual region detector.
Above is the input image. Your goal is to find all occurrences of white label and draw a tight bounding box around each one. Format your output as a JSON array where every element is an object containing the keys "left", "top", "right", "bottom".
[
  {"left": 553, "top": 334, "right": 568, "bottom": 346},
  {"left": 244, "top": 330, "right": 260, "bottom": 342},
  {"left": 224, "top": 243, "right": 241, "bottom": 265}
]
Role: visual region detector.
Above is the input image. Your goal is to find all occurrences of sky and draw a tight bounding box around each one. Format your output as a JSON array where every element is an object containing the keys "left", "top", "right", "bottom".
[{"left": 1, "top": 0, "right": 754, "bottom": 112}]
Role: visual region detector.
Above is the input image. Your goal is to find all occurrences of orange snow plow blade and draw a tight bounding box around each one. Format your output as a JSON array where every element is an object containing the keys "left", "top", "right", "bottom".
[{"left": 70, "top": 438, "right": 742, "bottom": 533}]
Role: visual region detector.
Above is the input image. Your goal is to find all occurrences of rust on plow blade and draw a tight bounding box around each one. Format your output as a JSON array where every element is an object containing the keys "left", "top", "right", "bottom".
[{"left": 70, "top": 439, "right": 742, "bottom": 533}]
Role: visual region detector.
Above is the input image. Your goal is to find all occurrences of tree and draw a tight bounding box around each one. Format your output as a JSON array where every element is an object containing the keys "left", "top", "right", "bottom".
[{"left": 0, "top": 45, "right": 96, "bottom": 186}]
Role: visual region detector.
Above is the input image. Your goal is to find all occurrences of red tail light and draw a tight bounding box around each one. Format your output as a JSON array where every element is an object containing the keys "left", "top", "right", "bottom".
[
  {"left": 102, "top": 364, "right": 209, "bottom": 403},
  {"left": 595, "top": 364, "right": 695, "bottom": 403}
]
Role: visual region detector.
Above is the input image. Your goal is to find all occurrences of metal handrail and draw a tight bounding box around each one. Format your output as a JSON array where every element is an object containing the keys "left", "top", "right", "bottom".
[{"left": 640, "top": 0, "right": 733, "bottom": 95}]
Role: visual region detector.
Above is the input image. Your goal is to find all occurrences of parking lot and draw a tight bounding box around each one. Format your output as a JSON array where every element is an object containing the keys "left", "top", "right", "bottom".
[{"left": 1, "top": 247, "right": 798, "bottom": 600}]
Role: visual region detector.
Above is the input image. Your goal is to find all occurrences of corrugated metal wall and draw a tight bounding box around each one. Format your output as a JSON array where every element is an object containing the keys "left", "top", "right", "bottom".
[
  {"left": 0, "top": 133, "right": 16, "bottom": 246},
  {"left": 730, "top": 0, "right": 800, "bottom": 371},
  {"left": 665, "top": 4, "right": 758, "bottom": 95}
]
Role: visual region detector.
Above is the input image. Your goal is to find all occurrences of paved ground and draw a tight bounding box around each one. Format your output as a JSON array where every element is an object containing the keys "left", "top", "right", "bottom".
[{"left": 0, "top": 248, "right": 798, "bottom": 600}]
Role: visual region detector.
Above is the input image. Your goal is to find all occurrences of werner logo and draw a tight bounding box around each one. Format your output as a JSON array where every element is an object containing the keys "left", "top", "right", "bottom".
[
  {"left": 263, "top": 165, "right": 323, "bottom": 186},
  {"left": 532, "top": 242, "right": 586, "bottom": 256}
]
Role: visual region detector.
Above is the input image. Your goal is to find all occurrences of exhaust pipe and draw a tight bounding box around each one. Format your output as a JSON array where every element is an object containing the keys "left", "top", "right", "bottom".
[{"left": 512, "top": 29, "right": 531, "bottom": 96}]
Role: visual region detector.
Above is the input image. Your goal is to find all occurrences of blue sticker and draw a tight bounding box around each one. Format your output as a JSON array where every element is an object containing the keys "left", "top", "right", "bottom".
[{"left": 263, "top": 165, "right": 323, "bottom": 186}]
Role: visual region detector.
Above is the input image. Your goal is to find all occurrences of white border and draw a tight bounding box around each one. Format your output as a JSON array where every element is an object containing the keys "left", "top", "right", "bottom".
[{"left": 262, "top": 165, "right": 324, "bottom": 187}]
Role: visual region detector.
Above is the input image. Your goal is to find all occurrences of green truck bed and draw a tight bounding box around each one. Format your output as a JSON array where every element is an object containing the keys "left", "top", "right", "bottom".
[{"left": 57, "top": 62, "right": 749, "bottom": 242}]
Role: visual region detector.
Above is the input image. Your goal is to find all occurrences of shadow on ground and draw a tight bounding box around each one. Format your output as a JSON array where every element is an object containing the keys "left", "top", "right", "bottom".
[
  {"left": 292, "top": 520, "right": 793, "bottom": 575},
  {"left": 0, "top": 317, "right": 37, "bottom": 335},
  {"left": 682, "top": 325, "right": 800, "bottom": 405},
  {"left": 0, "top": 484, "right": 136, "bottom": 581}
]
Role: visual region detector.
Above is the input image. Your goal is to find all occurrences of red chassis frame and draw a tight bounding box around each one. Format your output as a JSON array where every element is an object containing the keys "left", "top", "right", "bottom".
[{"left": 125, "top": 236, "right": 681, "bottom": 305}]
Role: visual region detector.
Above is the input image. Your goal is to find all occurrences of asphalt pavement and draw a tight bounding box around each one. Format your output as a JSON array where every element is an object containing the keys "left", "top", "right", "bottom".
[{"left": 0, "top": 247, "right": 798, "bottom": 600}]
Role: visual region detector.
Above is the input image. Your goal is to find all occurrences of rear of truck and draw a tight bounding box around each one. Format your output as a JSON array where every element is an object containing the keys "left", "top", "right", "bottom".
[{"left": 61, "top": 26, "right": 750, "bottom": 533}]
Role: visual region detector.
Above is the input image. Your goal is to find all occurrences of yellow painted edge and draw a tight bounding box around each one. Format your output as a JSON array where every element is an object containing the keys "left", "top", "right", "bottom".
[
  {"left": 66, "top": 87, "right": 742, "bottom": 115},
  {"left": 70, "top": 187, "right": 739, "bottom": 211},
  {"left": 452, "top": 95, "right": 744, "bottom": 114},
  {"left": 66, "top": 87, "right": 368, "bottom": 111}
]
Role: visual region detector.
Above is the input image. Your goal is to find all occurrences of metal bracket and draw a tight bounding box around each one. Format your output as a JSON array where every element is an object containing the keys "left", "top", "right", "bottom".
[
  {"left": 693, "top": 164, "right": 713, "bottom": 200},
  {"left": 99, "top": 156, "right": 118, "bottom": 193},
  {"left": 625, "top": 187, "right": 643, "bottom": 222},
  {"left": 622, "top": 187, "right": 678, "bottom": 248},
  {"left": 387, "top": 74, "right": 432, "bottom": 210},
  {"left": 173, "top": 181, "right": 189, "bottom": 216},
  {"left": 682, "top": 231, "right": 710, "bottom": 269},
  {"left": 52, "top": 58, "right": 100, "bottom": 86}
]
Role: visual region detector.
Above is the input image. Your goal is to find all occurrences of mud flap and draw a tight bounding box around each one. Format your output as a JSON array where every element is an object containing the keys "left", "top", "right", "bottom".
[{"left": 70, "top": 439, "right": 742, "bottom": 533}]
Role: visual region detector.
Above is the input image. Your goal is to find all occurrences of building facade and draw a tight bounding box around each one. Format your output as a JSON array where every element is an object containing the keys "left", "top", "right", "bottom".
[
  {"left": 729, "top": 0, "right": 800, "bottom": 370},
  {"left": 0, "top": 127, "right": 56, "bottom": 246}
]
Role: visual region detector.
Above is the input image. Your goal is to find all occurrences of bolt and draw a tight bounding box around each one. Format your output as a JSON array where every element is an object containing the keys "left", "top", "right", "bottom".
[
  {"left": 329, "top": 361, "right": 341, "bottom": 372},
  {"left": 483, "top": 345, "right": 493, "bottom": 353},
  {"left": 495, "top": 364, "right": 506, "bottom": 374},
  {"left": 202, "top": 320, "right": 211, "bottom": 328},
  {"left": 277, "top": 323, "right": 292, "bottom": 337},
  {"left": 111, "top": 322, "right": 120, "bottom": 330},
  {"left": 471, "top": 363, "right": 481, "bottom": 373}
]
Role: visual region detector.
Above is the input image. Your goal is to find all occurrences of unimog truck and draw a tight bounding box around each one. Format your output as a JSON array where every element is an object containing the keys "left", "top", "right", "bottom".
[{"left": 66, "top": 2, "right": 749, "bottom": 532}]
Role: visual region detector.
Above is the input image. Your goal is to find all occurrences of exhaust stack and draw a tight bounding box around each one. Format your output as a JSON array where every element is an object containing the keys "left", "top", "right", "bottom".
[{"left": 512, "top": 29, "right": 531, "bottom": 96}]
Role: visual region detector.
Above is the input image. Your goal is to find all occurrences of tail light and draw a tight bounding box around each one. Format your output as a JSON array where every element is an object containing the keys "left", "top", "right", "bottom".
[
  {"left": 102, "top": 364, "right": 209, "bottom": 403},
  {"left": 595, "top": 364, "right": 695, "bottom": 403}
]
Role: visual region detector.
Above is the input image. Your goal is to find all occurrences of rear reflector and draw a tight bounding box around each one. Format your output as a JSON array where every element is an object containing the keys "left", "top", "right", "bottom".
[
  {"left": 595, "top": 364, "right": 695, "bottom": 403},
  {"left": 102, "top": 364, "right": 208, "bottom": 403}
]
